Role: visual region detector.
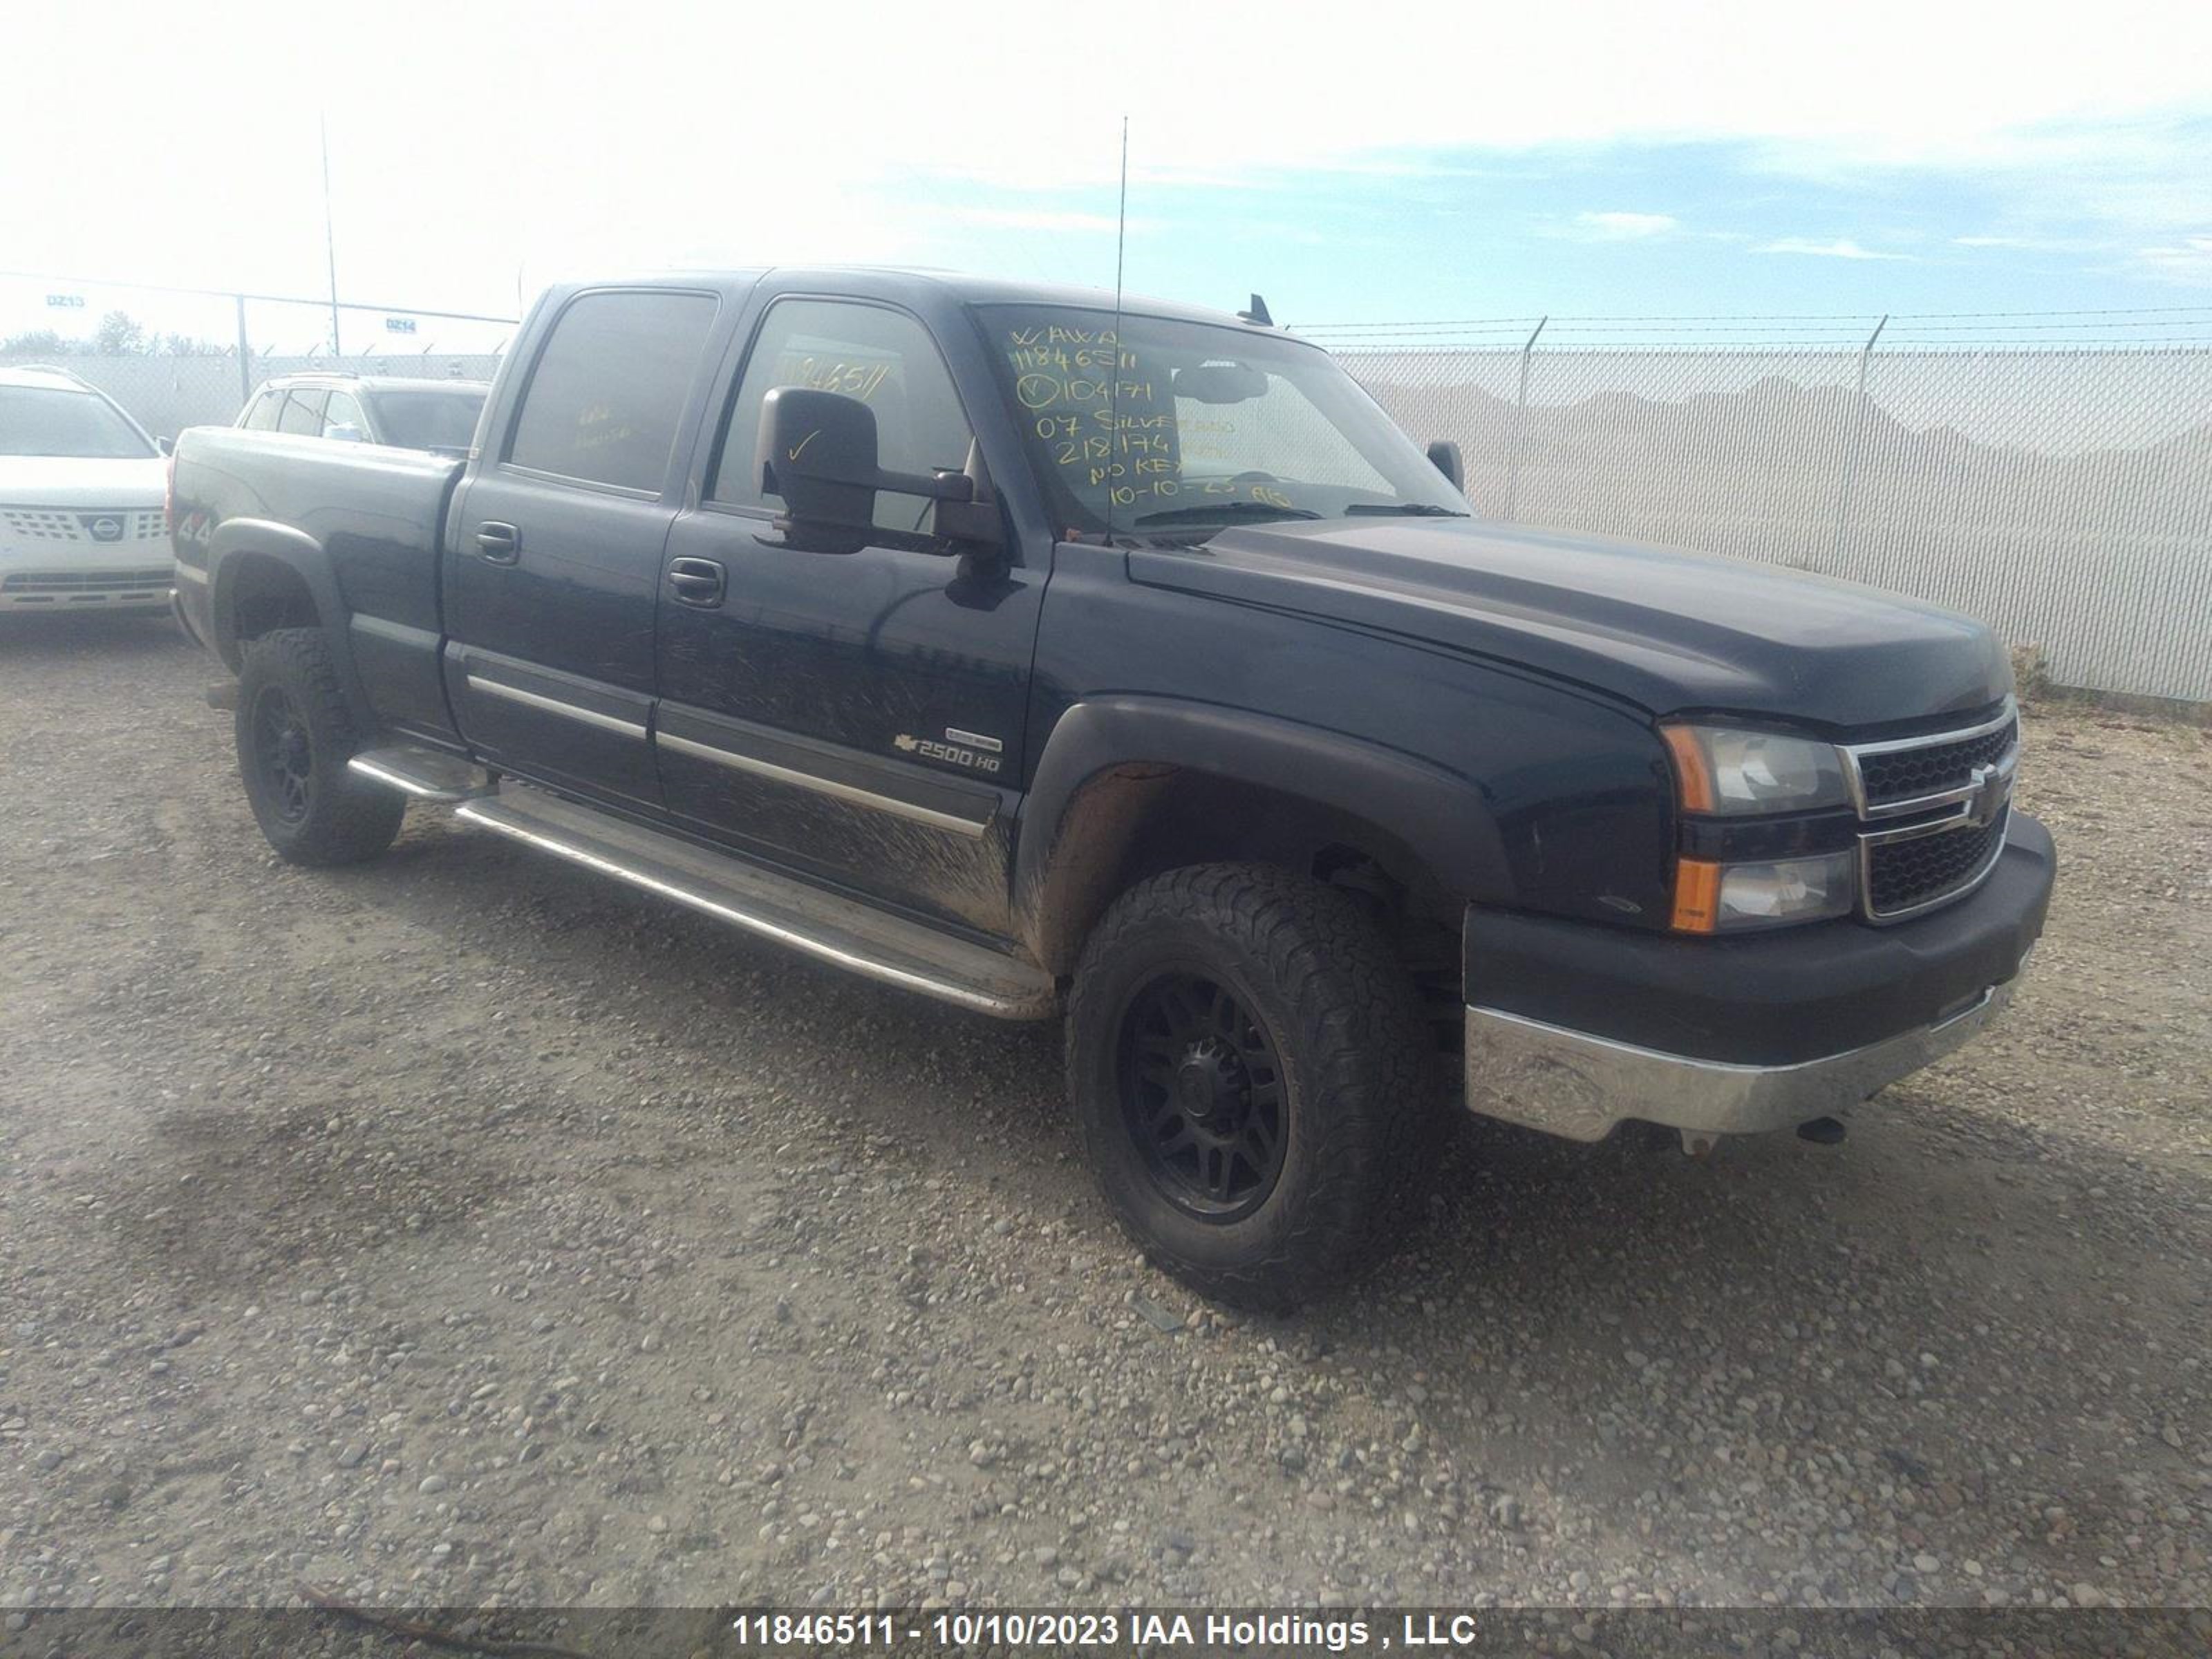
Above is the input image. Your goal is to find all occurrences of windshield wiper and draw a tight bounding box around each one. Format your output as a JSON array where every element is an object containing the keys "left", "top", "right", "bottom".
[
  {"left": 1132, "top": 502, "right": 1324, "bottom": 527},
  {"left": 1342, "top": 503, "right": 1471, "bottom": 517}
]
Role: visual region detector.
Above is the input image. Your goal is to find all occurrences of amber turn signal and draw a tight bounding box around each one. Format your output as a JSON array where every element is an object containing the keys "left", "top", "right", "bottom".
[
  {"left": 1661, "top": 725, "right": 1715, "bottom": 814},
  {"left": 1671, "top": 857, "right": 1723, "bottom": 933}
]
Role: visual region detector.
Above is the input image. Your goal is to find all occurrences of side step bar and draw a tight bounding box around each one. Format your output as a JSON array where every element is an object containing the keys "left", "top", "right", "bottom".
[
  {"left": 454, "top": 786, "right": 1058, "bottom": 1021},
  {"left": 349, "top": 745, "right": 499, "bottom": 802}
]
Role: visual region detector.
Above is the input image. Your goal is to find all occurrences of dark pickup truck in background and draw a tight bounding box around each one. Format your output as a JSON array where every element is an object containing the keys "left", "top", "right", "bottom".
[{"left": 169, "top": 268, "right": 2054, "bottom": 1307}]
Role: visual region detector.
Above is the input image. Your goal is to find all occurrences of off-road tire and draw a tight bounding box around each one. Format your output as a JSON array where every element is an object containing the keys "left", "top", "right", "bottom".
[
  {"left": 234, "top": 628, "right": 404, "bottom": 866},
  {"left": 1066, "top": 863, "right": 1441, "bottom": 1310}
]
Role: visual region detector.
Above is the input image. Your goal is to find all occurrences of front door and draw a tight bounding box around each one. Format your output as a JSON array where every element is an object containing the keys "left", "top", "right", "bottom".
[
  {"left": 443, "top": 287, "right": 719, "bottom": 809},
  {"left": 655, "top": 297, "right": 1042, "bottom": 936}
]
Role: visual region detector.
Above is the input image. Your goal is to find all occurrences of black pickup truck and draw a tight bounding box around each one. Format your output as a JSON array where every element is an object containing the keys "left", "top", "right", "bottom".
[{"left": 170, "top": 269, "right": 2054, "bottom": 1307}]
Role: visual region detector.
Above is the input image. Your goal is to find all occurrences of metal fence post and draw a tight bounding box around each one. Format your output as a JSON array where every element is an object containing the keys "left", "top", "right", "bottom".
[
  {"left": 1503, "top": 315, "right": 1547, "bottom": 521},
  {"left": 234, "top": 294, "right": 252, "bottom": 405},
  {"left": 1830, "top": 314, "right": 1888, "bottom": 565}
]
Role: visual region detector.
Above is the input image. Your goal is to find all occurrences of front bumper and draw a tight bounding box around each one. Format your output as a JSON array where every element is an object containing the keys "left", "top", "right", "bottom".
[
  {"left": 0, "top": 546, "right": 174, "bottom": 612},
  {"left": 1463, "top": 812, "right": 2054, "bottom": 1141}
]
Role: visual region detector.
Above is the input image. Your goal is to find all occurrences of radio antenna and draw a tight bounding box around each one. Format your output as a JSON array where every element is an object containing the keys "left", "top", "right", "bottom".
[{"left": 1104, "top": 115, "right": 1129, "bottom": 547}]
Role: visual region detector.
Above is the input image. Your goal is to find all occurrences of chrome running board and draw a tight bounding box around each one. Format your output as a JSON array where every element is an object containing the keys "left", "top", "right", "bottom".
[
  {"left": 455, "top": 786, "right": 1057, "bottom": 1021},
  {"left": 349, "top": 745, "right": 500, "bottom": 803}
]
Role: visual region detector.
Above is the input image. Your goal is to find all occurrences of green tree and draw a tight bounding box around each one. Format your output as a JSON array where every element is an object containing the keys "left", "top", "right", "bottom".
[
  {"left": 93, "top": 310, "right": 147, "bottom": 354},
  {"left": 0, "top": 328, "right": 75, "bottom": 357}
]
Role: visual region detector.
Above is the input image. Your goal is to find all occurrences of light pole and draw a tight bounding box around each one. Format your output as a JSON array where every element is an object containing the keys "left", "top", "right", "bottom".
[{"left": 319, "top": 111, "right": 341, "bottom": 357}]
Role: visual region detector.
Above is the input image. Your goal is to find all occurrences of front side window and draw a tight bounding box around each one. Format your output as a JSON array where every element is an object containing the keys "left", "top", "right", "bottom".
[
  {"left": 0, "top": 387, "right": 154, "bottom": 458},
  {"left": 241, "top": 389, "right": 283, "bottom": 431},
  {"left": 713, "top": 299, "right": 973, "bottom": 536},
  {"left": 979, "top": 304, "right": 1468, "bottom": 541},
  {"left": 368, "top": 387, "right": 485, "bottom": 453},
  {"left": 321, "top": 391, "right": 368, "bottom": 440},
  {"left": 507, "top": 290, "right": 718, "bottom": 491}
]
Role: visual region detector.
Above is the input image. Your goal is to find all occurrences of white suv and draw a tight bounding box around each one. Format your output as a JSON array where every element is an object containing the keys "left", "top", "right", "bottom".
[{"left": 0, "top": 366, "right": 174, "bottom": 614}]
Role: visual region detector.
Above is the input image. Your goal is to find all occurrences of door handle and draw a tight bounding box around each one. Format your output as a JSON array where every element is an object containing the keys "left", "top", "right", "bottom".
[
  {"left": 667, "top": 557, "right": 727, "bottom": 607},
  {"left": 475, "top": 522, "right": 521, "bottom": 563}
]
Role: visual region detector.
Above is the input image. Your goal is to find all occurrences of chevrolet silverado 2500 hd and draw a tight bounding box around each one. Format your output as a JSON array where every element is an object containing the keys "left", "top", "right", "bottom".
[{"left": 170, "top": 270, "right": 2054, "bottom": 1307}]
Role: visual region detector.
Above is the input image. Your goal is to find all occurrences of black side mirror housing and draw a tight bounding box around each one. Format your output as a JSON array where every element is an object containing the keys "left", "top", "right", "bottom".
[
  {"left": 758, "top": 386, "right": 1002, "bottom": 555},
  {"left": 1426, "top": 439, "right": 1464, "bottom": 491},
  {"left": 156, "top": 435, "right": 174, "bottom": 457}
]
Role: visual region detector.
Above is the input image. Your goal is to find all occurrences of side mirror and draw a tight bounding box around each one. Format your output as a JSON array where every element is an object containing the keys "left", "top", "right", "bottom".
[
  {"left": 1425, "top": 440, "right": 1464, "bottom": 491},
  {"left": 155, "top": 435, "right": 174, "bottom": 457},
  {"left": 758, "top": 387, "right": 1001, "bottom": 554}
]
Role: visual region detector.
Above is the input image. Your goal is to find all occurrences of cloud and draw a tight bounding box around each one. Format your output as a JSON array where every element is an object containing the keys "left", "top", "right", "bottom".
[
  {"left": 6, "top": 0, "right": 2210, "bottom": 311},
  {"left": 1570, "top": 212, "right": 1680, "bottom": 240},
  {"left": 1755, "top": 237, "right": 1917, "bottom": 261},
  {"left": 2133, "top": 236, "right": 2212, "bottom": 284}
]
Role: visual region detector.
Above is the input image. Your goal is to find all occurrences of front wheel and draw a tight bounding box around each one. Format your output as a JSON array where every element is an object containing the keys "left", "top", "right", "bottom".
[
  {"left": 1065, "top": 863, "right": 1441, "bottom": 1309},
  {"left": 234, "top": 628, "right": 404, "bottom": 866}
]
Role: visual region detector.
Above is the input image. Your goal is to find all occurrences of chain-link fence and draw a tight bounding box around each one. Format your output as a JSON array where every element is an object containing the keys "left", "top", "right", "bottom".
[
  {"left": 1323, "top": 312, "right": 2212, "bottom": 704},
  {"left": 1, "top": 269, "right": 515, "bottom": 440}
]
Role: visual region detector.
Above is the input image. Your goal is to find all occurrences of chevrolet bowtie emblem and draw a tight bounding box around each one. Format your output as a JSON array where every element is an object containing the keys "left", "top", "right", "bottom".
[{"left": 1965, "top": 762, "right": 2009, "bottom": 829}]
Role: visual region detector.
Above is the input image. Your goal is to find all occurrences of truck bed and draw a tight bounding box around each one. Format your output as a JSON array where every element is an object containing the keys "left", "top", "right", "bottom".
[{"left": 171, "top": 427, "right": 467, "bottom": 738}]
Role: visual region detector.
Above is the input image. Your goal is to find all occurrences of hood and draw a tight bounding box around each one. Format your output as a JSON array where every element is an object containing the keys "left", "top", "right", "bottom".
[
  {"left": 1127, "top": 518, "right": 2011, "bottom": 731},
  {"left": 0, "top": 454, "right": 167, "bottom": 507}
]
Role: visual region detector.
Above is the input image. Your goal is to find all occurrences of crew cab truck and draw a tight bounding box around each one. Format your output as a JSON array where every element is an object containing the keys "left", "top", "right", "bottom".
[{"left": 170, "top": 270, "right": 2055, "bottom": 1308}]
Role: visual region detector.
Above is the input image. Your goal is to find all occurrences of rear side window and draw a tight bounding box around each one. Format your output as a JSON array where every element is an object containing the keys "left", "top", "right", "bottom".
[
  {"left": 242, "top": 390, "right": 283, "bottom": 431},
  {"left": 277, "top": 391, "right": 326, "bottom": 435},
  {"left": 507, "top": 290, "right": 718, "bottom": 491}
]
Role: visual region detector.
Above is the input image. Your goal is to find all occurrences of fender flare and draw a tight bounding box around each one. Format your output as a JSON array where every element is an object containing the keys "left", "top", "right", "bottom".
[
  {"left": 206, "top": 519, "right": 375, "bottom": 731},
  {"left": 1012, "top": 696, "right": 1512, "bottom": 971}
]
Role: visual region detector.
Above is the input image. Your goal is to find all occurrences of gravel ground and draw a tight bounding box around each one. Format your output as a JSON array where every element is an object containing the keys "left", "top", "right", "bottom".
[{"left": 1, "top": 612, "right": 2207, "bottom": 1617}]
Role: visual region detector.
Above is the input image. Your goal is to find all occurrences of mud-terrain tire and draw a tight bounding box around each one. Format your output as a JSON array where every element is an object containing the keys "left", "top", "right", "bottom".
[
  {"left": 1066, "top": 862, "right": 1441, "bottom": 1309},
  {"left": 233, "top": 628, "right": 404, "bottom": 866}
]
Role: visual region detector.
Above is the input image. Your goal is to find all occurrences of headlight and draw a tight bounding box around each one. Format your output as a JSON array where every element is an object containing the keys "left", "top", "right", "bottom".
[
  {"left": 1672, "top": 851, "right": 1855, "bottom": 932},
  {"left": 1661, "top": 724, "right": 1849, "bottom": 816}
]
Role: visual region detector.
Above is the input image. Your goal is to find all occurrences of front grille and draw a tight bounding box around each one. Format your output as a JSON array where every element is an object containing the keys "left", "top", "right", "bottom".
[
  {"left": 1857, "top": 716, "right": 2017, "bottom": 808},
  {"left": 1864, "top": 810, "right": 2008, "bottom": 918},
  {"left": 1842, "top": 699, "right": 2020, "bottom": 922},
  {"left": 1, "top": 507, "right": 166, "bottom": 543}
]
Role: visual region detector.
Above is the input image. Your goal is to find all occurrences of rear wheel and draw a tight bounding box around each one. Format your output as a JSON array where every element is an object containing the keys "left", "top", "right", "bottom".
[
  {"left": 1066, "top": 863, "right": 1440, "bottom": 1309},
  {"left": 234, "top": 628, "right": 404, "bottom": 865}
]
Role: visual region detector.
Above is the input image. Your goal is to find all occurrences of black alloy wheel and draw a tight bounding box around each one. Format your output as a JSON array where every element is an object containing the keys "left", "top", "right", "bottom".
[
  {"left": 1117, "top": 971, "right": 1289, "bottom": 1223},
  {"left": 250, "top": 682, "right": 315, "bottom": 826},
  {"left": 231, "top": 628, "right": 404, "bottom": 865}
]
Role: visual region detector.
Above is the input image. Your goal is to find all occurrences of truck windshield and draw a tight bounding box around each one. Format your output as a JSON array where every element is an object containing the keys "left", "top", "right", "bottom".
[
  {"left": 0, "top": 386, "right": 155, "bottom": 460},
  {"left": 367, "top": 386, "right": 487, "bottom": 453},
  {"left": 978, "top": 304, "right": 1468, "bottom": 541}
]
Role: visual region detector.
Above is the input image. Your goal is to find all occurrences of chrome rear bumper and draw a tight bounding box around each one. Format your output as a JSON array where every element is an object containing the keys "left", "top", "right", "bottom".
[{"left": 1464, "top": 974, "right": 2020, "bottom": 1143}]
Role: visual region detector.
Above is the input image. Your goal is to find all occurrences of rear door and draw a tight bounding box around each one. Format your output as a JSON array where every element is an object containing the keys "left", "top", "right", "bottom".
[
  {"left": 442, "top": 288, "right": 719, "bottom": 810},
  {"left": 653, "top": 293, "right": 1044, "bottom": 935}
]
